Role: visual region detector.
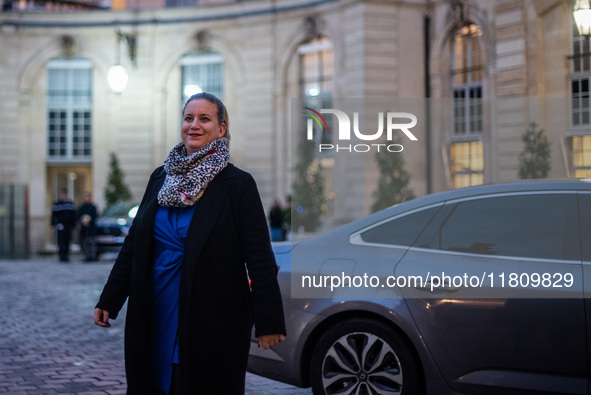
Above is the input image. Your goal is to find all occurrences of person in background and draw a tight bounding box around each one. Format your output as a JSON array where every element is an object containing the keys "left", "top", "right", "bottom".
[
  {"left": 51, "top": 188, "right": 77, "bottom": 262},
  {"left": 269, "top": 199, "right": 284, "bottom": 242},
  {"left": 78, "top": 191, "right": 98, "bottom": 262},
  {"left": 94, "top": 92, "right": 285, "bottom": 394}
]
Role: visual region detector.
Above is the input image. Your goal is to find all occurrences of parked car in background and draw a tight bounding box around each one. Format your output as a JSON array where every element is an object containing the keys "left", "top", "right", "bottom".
[
  {"left": 95, "top": 201, "right": 139, "bottom": 255},
  {"left": 248, "top": 180, "right": 591, "bottom": 395}
]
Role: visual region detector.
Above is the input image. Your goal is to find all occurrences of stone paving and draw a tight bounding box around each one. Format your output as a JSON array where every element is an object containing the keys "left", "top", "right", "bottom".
[{"left": 0, "top": 256, "right": 312, "bottom": 394}]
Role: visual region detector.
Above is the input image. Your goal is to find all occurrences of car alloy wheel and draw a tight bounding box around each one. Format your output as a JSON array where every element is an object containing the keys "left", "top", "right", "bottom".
[{"left": 310, "top": 319, "right": 421, "bottom": 395}]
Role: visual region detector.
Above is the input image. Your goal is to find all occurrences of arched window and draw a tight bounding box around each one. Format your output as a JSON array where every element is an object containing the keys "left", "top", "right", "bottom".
[
  {"left": 294, "top": 37, "right": 335, "bottom": 221},
  {"left": 450, "top": 24, "right": 484, "bottom": 188},
  {"left": 298, "top": 37, "right": 333, "bottom": 145},
  {"left": 569, "top": 19, "right": 591, "bottom": 177},
  {"left": 180, "top": 53, "right": 224, "bottom": 103},
  {"left": 46, "top": 59, "right": 93, "bottom": 162},
  {"left": 299, "top": 37, "right": 333, "bottom": 98}
]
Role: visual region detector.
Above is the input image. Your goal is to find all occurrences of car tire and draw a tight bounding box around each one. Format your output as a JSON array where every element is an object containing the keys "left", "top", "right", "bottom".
[{"left": 310, "top": 318, "right": 422, "bottom": 395}]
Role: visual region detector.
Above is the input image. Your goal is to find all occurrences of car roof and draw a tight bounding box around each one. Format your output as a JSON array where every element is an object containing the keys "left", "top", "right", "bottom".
[
  {"left": 402, "top": 178, "right": 591, "bottom": 205},
  {"left": 304, "top": 179, "right": 591, "bottom": 244}
]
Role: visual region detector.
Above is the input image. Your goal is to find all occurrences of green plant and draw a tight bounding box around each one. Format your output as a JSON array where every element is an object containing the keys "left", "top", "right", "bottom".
[
  {"left": 291, "top": 137, "right": 325, "bottom": 232},
  {"left": 518, "top": 122, "right": 551, "bottom": 179},
  {"left": 104, "top": 152, "right": 132, "bottom": 207},
  {"left": 371, "top": 137, "right": 415, "bottom": 213}
]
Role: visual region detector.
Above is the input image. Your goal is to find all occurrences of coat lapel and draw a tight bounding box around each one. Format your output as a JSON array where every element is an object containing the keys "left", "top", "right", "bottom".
[
  {"left": 181, "top": 165, "right": 234, "bottom": 280},
  {"left": 133, "top": 169, "right": 166, "bottom": 269}
]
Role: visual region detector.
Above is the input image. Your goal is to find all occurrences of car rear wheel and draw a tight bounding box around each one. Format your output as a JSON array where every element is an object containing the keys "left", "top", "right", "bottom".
[{"left": 310, "top": 319, "right": 422, "bottom": 395}]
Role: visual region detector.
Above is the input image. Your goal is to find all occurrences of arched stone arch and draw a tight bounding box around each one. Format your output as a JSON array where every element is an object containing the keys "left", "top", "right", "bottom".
[
  {"left": 275, "top": 14, "right": 340, "bottom": 97},
  {"left": 430, "top": 1, "right": 493, "bottom": 104},
  {"left": 155, "top": 30, "right": 247, "bottom": 95},
  {"left": 432, "top": 1, "right": 493, "bottom": 71},
  {"left": 18, "top": 35, "right": 111, "bottom": 93}
]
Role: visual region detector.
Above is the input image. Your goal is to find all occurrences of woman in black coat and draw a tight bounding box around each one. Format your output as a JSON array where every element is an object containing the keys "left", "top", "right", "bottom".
[{"left": 94, "top": 92, "right": 286, "bottom": 394}]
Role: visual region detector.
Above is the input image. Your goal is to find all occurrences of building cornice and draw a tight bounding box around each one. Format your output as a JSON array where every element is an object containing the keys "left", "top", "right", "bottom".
[{"left": 0, "top": 0, "right": 341, "bottom": 29}]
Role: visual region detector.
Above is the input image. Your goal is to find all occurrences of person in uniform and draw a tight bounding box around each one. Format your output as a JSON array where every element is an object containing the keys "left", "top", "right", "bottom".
[
  {"left": 78, "top": 191, "right": 98, "bottom": 261},
  {"left": 51, "top": 189, "right": 77, "bottom": 262}
]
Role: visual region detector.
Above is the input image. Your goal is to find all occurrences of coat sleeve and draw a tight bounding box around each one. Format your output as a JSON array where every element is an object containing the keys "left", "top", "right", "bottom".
[
  {"left": 95, "top": 168, "right": 161, "bottom": 319},
  {"left": 236, "top": 173, "right": 286, "bottom": 337}
]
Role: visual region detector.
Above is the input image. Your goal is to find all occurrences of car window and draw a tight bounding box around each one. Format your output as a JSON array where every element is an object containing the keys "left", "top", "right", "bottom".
[
  {"left": 102, "top": 202, "right": 137, "bottom": 218},
  {"left": 580, "top": 193, "right": 591, "bottom": 262},
  {"left": 418, "top": 193, "right": 579, "bottom": 260},
  {"left": 360, "top": 206, "right": 440, "bottom": 246}
]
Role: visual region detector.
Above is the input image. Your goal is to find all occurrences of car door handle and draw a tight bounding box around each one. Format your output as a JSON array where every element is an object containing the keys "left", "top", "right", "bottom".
[{"left": 415, "top": 282, "right": 460, "bottom": 293}]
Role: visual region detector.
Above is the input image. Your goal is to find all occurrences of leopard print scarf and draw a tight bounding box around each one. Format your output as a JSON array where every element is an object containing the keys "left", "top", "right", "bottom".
[{"left": 157, "top": 138, "right": 229, "bottom": 207}]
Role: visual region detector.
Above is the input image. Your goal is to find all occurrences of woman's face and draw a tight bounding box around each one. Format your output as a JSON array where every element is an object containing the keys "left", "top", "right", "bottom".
[{"left": 182, "top": 99, "right": 226, "bottom": 155}]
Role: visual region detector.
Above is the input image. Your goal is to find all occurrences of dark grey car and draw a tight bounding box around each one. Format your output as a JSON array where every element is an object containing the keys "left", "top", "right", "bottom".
[
  {"left": 248, "top": 180, "right": 591, "bottom": 395},
  {"left": 95, "top": 201, "right": 139, "bottom": 254}
]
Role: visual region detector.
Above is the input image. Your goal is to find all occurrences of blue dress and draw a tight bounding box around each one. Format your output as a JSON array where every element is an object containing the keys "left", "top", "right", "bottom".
[{"left": 151, "top": 204, "right": 197, "bottom": 394}]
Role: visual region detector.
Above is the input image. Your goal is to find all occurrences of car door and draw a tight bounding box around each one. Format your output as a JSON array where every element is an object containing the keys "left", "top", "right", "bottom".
[{"left": 395, "top": 191, "right": 587, "bottom": 395}]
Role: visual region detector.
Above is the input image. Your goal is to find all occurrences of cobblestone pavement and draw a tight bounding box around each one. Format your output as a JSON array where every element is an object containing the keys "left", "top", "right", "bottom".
[{"left": 0, "top": 256, "right": 313, "bottom": 394}]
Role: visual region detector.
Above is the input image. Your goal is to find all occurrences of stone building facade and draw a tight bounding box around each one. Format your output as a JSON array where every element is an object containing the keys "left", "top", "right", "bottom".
[{"left": 0, "top": 0, "right": 584, "bottom": 253}]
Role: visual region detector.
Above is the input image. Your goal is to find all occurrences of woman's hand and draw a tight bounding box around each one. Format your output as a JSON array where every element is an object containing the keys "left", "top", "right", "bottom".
[
  {"left": 258, "top": 334, "right": 285, "bottom": 350},
  {"left": 94, "top": 308, "right": 111, "bottom": 328}
]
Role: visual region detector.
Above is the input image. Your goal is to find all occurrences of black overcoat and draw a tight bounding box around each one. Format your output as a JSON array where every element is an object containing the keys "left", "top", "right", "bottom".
[{"left": 96, "top": 163, "right": 286, "bottom": 394}]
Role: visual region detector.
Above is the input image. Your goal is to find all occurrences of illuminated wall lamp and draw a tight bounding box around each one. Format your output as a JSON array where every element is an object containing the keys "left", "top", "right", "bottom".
[
  {"left": 107, "top": 65, "right": 128, "bottom": 93},
  {"left": 107, "top": 30, "right": 136, "bottom": 94},
  {"left": 574, "top": 0, "right": 591, "bottom": 36}
]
